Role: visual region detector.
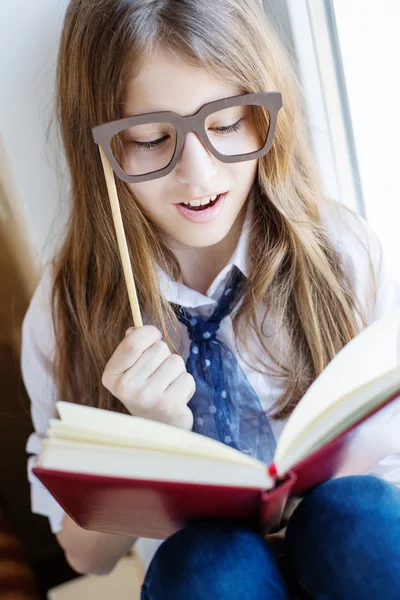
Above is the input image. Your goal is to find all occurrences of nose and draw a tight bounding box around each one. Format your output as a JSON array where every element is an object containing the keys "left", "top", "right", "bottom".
[{"left": 174, "top": 131, "right": 218, "bottom": 186}]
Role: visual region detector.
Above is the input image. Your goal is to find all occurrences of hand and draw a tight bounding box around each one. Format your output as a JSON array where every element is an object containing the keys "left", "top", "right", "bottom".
[{"left": 102, "top": 325, "right": 195, "bottom": 430}]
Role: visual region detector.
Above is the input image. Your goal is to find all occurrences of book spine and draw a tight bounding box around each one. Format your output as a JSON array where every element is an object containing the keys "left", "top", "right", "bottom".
[
  {"left": 259, "top": 470, "right": 298, "bottom": 534},
  {"left": 267, "top": 462, "right": 277, "bottom": 479}
]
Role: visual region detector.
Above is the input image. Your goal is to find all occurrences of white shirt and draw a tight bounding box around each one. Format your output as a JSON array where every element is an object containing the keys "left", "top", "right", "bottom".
[{"left": 21, "top": 199, "right": 400, "bottom": 569}]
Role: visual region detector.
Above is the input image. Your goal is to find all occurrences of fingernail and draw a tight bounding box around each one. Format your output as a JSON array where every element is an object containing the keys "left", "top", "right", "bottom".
[{"left": 125, "top": 327, "right": 135, "bottom": 336}]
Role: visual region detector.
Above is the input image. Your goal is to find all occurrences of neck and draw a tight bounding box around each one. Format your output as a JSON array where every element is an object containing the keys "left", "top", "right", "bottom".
[{"left": 171, "top": 206, "right": 246, "bottom": 295}]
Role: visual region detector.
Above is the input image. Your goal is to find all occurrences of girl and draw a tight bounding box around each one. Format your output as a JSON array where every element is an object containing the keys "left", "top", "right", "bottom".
[{"left": 21, "top": 0, "right": 400, "bottom": 598}]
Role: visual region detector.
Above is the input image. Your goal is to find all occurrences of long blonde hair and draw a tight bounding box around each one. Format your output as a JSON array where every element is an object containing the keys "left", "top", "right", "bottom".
[{"left": 52, "top": 0, "right": 374, "bottom": 419}]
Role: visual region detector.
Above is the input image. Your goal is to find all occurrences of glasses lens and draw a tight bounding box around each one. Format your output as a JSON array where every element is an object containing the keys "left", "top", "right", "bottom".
[
  {"left": 111, "top": 122, "right": 177, "bottom": 177},
  {"left": 205, "top": 104, "right": 270, "bottom": 157}
]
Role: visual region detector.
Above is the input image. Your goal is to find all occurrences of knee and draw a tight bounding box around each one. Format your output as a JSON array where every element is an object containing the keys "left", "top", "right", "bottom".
[
  {"left": 151, "top": 521, "right": 276, "bottom": 576},
  {"left": 283, "top": 477, "right": 400, "bottom": 598},
  {"left": 298, "top": 475, "right": 398, "bottom": 519},
  {"left": 143, "top": 521, "right": 289, "bottom": 599},
  {"left": 286, "top": 475, "right": 400, "bottom": 551}
]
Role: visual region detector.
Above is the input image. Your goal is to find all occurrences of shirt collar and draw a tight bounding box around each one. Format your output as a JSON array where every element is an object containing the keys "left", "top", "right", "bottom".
[{"left": 156, "top": 193, "right": 254, "bottom": 309}]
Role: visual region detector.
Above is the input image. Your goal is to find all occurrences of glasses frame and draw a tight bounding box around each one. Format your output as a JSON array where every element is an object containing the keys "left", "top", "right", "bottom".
[{"left": 92, "top": 91, "right": 282, "bottom": 183}]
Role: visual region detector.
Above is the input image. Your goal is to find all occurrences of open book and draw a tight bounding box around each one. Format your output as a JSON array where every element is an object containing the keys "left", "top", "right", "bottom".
[{"left": 32, "top": 308, "right": 400, "bottom": 538}]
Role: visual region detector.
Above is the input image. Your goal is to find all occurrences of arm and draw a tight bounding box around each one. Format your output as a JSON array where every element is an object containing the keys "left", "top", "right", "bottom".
[
  {"left": 21, "top": 268, "right": 137, "bottom": 575},
  {"left": 56, "top": 513, "right": 137, "bottom": 575}
]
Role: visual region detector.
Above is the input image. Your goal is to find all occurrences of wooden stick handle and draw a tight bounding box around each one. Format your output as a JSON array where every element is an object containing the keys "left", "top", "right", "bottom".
[{"left": 98, "top": 147, "right": 143, "bottom": 327}]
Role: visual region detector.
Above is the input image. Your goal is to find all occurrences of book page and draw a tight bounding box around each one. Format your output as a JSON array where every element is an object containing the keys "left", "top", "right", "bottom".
[
  {"left": 55, "top": 402, "right": 264, "bottom": 468},
  {"left": 39, "top": 439, "right": 273, "bottom": 489},
  {"left": 275, "top": 307, "right": 400, "bottom": 464},
  {"left": 275, "top": 367, "right": 400, "bottom": 474}
]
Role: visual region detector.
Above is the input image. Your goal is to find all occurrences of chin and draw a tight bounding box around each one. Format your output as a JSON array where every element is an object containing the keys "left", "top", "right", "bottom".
[{"left": 174, "top": 222, "right": 237, "bottom": 249}]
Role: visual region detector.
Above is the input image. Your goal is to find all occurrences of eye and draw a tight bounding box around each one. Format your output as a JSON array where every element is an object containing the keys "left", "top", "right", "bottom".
[
  {"left": 211, "top": 119, "right": 243, "bottom": 134},
  {"left": 133, "top": 135, "right": 170, "bottom": 151}
]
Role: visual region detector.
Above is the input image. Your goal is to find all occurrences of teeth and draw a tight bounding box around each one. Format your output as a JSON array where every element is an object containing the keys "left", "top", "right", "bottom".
[{"left": 181, "top": 194, "right": 220, "bottom": 207}]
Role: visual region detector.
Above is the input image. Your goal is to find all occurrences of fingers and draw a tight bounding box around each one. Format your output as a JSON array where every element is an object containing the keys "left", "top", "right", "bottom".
[
  {"left": 103, "top": 326, "right": 162, "bottom": 381},
  {"left": 101, "top": 324, "right": 196, "bottom": 431},
  {"left": 132, "top": 340, "right": 171, "bottom": 380},
  {"left": 149, "top": 354, "right": 187, "bottom": 393},
  {"left": 163, "top": 371, "right": 196, "bottom": 403}
]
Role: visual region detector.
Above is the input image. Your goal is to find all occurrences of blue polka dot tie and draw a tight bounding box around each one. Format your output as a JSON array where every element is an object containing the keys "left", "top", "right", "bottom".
[{"left": 176, "top": 266, "right": 277, "bottom": 463}]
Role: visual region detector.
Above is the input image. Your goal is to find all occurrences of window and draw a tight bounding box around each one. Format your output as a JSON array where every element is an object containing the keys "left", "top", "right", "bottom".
[{"left": 283, "top": 0, "right": 400, "bottom": 260}]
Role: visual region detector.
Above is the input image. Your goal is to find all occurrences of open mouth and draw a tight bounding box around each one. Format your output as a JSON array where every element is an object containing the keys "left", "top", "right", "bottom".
[{"left": 179, "top": 193, "right": 223, "bottom": 211}]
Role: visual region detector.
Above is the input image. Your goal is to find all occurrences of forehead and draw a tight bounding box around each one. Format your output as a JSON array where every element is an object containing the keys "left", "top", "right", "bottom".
[{"left": 123, "top": 48, "right": 242, "bottom": 118}]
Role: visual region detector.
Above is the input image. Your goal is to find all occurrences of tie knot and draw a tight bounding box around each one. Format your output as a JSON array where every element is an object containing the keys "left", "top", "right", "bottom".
[
  {"left": 184, "top": 317, "right": 220, "bottom": 342},
  {"left": 175, "top": 266, "right": 245, "bottom": 342}
]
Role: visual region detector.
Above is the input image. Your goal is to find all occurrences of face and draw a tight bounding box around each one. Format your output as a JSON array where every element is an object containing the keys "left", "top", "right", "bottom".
[{"left": 123, "top": 48, "right": 258, "bottom": 253}]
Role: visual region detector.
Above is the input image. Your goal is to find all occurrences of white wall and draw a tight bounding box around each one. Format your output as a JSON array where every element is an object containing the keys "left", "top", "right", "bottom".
[{"left": 0, "top": 0, "right": 70, "bottom": 266}]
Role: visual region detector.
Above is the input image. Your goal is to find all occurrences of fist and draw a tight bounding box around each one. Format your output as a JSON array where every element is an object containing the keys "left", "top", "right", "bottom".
[{"left": 102, "top": 325, "right": 195, "bottom": 430}]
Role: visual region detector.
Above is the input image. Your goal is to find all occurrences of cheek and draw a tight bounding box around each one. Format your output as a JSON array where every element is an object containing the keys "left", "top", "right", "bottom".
[
  {"left": 127, "top": 181, "right": 164, "bottom": 214},
  {"left": 230, "top": 160, "right": 258, "bottom": 187}
]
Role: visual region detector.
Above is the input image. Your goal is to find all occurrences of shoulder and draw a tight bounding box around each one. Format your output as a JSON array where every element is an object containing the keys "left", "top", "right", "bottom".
[
  {"left": 21, "top": 263, "right": 58, "bottom": 433},
  {"left": 22, "top": 263, "right": 56, "bottom": 362},
  {"left": 320, "top": 199, "right": 380, "bottom": 264},
  {"left": 319, "top": 199, "right": 400, "bottom": 323}
]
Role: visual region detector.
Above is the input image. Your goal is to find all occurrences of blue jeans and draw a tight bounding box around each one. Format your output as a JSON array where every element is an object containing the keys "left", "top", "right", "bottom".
[{"left": 141, "top": 475, "right": 400, "bottom": 599}]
